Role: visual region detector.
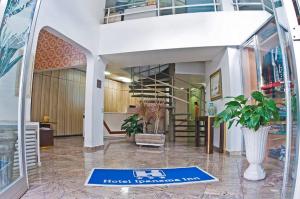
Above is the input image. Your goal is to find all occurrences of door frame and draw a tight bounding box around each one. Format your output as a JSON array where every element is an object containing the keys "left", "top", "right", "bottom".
[{"left": 0, "top": 0, "right": 42, "bottom": 198}]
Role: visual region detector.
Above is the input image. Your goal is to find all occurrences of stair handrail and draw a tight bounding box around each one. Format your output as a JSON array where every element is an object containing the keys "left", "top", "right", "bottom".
[
  {"left": 137, "top": 73, "right": 190, "bottom": 95},
  {"left": 160, "top": 71, "right": 205, "bottom": 90},
  {"left": 132, "top": 69, "right": 204, "bottom": 102},
  {"left": 132, "top": 80, "right": 189, "bottom": 104},
  {"left": 131, "top": 64, "right": 168, "bottom": 77}
]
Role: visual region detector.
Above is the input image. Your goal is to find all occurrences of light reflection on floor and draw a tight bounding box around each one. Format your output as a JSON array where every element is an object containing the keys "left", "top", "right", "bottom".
[{"left": 22, "top": 137, "right": 283, "bottom": 199}]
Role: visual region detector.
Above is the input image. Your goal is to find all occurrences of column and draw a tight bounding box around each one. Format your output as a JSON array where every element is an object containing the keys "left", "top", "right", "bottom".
[
  {"left": 226, "top": 47, "right": 244, "bottom": 153},
  {"left": 84, "top": 55, "right": 106, "bottom": 148}
]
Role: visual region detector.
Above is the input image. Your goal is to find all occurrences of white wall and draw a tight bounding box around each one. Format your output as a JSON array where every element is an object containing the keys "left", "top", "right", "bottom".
[
  {"left": 175, "top": 62, "right": 205, "bottom": 75},
  {"left": 205, "top": 47, "right": 243, "bottom": 153},
  {"left": 99, "top": 11, "right": 271, "bottom": 55},
  {"left": 104, "top": 113, "right": 131, "bottom": 137},
  {"left": 26, "top": 0, "right": 107, "bottom": 148}
]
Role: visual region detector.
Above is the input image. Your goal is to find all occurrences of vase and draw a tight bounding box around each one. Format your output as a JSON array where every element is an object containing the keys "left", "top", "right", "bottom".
[
  {"left": 208, "top": 102, "right": 216, "bottom": 116},
  {"left": 242, "top": 126, "right": 270, "bottom": 181}
]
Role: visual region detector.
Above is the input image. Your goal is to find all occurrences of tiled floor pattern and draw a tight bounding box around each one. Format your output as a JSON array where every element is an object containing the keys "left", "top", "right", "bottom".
[{"left": 22, "top": 137, "right": 284, "bottom": 199}]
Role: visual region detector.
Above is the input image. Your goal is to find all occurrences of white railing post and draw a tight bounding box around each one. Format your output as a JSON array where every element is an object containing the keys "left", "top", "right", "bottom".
[
  {"left": 235, "top": 0, "right": 239, "bottom": 11},
  {"left": 172, "top": 0, "right": 175, "bottom": 15},
  {"left": 261, "top": 0, "right": 265, "bottom": 10},
  {"left": 213, "top": 0, "right": 217, "bottom": 11},
  {"left": 106, "top": 8, "right": 110, "bottom": 24},
  {"left": 157, "top": 0, "right": 160, "bottom": 16}
]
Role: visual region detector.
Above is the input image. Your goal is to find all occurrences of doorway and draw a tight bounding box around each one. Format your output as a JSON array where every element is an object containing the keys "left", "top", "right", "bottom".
[
  {"left": 241, "top": 18, "right": 300, "bottom": 199},
  {"left": 30, "top": 28, "right": 87, "bottom": 145}
]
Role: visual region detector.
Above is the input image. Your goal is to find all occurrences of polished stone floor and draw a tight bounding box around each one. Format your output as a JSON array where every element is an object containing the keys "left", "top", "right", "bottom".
[{"left": 22, "top": 137, "right": 284, "bottom": 199}]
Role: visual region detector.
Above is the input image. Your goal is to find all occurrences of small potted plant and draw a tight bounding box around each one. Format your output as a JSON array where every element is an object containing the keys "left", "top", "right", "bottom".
[
  {"left": 121, "top": 114, "right": 143, "bottom": 142},
  {"left": 215, "top": 91, "right": 279, "bottom": 181}
]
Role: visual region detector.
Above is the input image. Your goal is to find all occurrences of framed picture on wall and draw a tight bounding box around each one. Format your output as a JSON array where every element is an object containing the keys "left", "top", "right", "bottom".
[{"left": 210, "top": 69, "right": 223, "bottom": 101}]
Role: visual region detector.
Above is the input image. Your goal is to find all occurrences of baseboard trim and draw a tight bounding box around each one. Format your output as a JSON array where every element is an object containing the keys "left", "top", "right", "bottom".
[
  {"left": 225, "top": 151, "right": 243, "bottom": 156},
  {"left": 84, "top": 145, "right": 104, "bottom": 152}
]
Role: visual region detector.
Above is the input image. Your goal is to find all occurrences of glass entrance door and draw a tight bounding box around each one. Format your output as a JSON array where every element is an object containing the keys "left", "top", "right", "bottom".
[
  {"left": 0, "top": 0, "right": 40, "bottom": 198},
  {"left": 241, "top": 1, "right": 300, "bottom": 197}
]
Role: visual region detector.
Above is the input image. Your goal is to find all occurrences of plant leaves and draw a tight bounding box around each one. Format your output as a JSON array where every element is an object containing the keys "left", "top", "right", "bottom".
[
  {"left": 225, "top": 101, "right": 241, "bottom": 108},
  {"left": 251, "top": 91, "right": 264, "bottom": 102},
  {"left": 216, "top": 91, "right": 279, "bottom": 131}
]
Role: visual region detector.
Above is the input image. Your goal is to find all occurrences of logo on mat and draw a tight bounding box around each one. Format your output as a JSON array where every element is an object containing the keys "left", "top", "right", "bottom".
[{"left": 133, "top": 169, "right": 166, "bottom": 179}]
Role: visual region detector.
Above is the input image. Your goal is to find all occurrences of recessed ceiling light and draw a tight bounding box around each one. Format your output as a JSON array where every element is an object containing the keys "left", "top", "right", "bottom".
[
  {"left": 104, "top": 71, "right": 111, "bottom": 76},
  {"left": 117, "top": 77, "right": 132, "bottom": 83}
]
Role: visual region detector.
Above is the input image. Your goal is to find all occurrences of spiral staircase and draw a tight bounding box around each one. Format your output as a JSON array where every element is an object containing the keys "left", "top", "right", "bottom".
[{"left": 128, "top": 64, "right": 205, "bottom": 143}]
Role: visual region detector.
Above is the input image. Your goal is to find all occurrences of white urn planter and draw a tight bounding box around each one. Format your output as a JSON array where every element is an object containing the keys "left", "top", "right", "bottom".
[{"left": 242, "top": 126, "right": 270, "bottom": 181}]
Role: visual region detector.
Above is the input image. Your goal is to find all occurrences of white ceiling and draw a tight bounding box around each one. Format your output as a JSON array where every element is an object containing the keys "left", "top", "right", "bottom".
[{"left": 103, "top": 46, "right": 226, "bottom": 68}]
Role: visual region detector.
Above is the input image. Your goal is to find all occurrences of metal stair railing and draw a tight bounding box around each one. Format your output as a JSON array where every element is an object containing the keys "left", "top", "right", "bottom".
[{"left": 130, "top": 80, "right": 189, "bottom": 104}]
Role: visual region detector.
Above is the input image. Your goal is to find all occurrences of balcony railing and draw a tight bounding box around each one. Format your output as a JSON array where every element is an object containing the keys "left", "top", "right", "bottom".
[
  {"left": 232, "top": 0, "right": 273, "bottom": 13},
  {"left": 104, "top": 0, "right": 273, "bottom": 24}
]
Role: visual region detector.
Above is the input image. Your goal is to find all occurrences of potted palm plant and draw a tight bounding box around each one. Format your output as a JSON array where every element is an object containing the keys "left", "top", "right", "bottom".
[
  {"left": 215, "top": 91, "right": 279, "bottom": 181},
  {"left": 121, "top": 114, "right": 143, "bottom": 142}
]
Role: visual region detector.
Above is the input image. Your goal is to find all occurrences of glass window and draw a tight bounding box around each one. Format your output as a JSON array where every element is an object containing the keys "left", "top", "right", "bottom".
[
  {"left": 241, "top": 18, "right": 300, "bottom": 198},
  {"left": 0, "top": 0, "right": 38, "bottom": 195}
]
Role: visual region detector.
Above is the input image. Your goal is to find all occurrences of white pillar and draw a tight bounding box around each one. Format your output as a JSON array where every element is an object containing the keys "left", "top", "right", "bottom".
[
  {"left": 226, "top": 47, "right": 244, "bottom": 152},
  {"left": 84, "top": 55, "right": 106, "bottom": 148},
  {"left": 221, "top": 0, "right": 235, "bottom": 11}
]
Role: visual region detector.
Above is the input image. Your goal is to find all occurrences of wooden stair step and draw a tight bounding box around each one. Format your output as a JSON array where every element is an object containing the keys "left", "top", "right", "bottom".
[
  {"left": 131, "top": 94, "right": 169, "bottom": 98},
  {"left": 175, "top": 130, "right": 195, "bottom": 133},
  {"left": 175, "top": 125, "right": 195, "bottom": 127},
  {"left": 129, "top": 85, "right": 170, "bottom": 89},
  {"left": 129, "top": 90, "right": 170, "bottom": 94}
]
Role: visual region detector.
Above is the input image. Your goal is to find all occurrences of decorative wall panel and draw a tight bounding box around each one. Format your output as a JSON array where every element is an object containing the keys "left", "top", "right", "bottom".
[
  {"left": 32, "top": 71, "right": 139, "bottom": 136},
  {"left": 31, "top": 69, "right": 86, "bottom": 136},
  {"left": 104, "top": 79, "right": 140, "bottom": 113},
  {"left": 34, "top": 29, "right": 86, "bottom": 71}
]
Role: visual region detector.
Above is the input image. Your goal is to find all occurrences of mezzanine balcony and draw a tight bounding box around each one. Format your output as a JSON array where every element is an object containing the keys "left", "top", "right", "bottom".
[{"left": 104, "top": 0, "right": 273, "bottom": 24}]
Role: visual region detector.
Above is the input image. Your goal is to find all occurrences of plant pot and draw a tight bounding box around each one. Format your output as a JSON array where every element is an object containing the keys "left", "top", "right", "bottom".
[
  {"left": 242, "top": 126, "right": 270, "bottom": 181},
  {"left": 0, "top": 129, "right": 18, "bottom": 190},
  {"left": 135, "top": 133, "right": 165, "bottom": 147},
  {"left": 126, "top": 134, "right": 135, "bottom": 142}
]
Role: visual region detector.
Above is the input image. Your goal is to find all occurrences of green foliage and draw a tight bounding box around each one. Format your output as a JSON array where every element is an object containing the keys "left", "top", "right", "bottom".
[
  {"left": 0, "top": 0, "right": 36, "bottom": 78},
  {"left": 0, "top": 27, "right": 26, "bottom": 78},
  {"left": 215, "top": 91, "right": 280, "bottom": 131},
  {"left": 121, "top": 114, "right": 143, "bottom": 137}
]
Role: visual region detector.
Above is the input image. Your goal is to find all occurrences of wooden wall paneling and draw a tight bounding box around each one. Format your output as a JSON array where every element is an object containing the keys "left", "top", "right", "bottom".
[
  {"left": 31, "top": 73, "right": 42, "bottom": 121},
  {"left": 108, "top": 80, "right": 114, "bottom": 112},
  {"left": 72, "top": 71, "right": 78, "bottom": 135},
  {"left": 116, "top": 82, "right": 122, "bottom": 112},
  {"left": 79, "top": 72, "right": 85, "bottom": 133},
  {"left": 66, "top": 69, "right": 74, "bottom": 136},
  {"left": 104, "top": 80, "right": 109, "bottom": 112},
  {"left": 49, "top": 71, "right": 59, "bottom": 136},
  {"left": 31, "top": 69, "right": 86, "bottom": 137},
  {"left": 103, "top": 79, "right": 140, "bottom": 113},
  {"left": 57, "top": 70, "right": 67, "bottom": 136},
  {"left": 112, "top": 81, "right": 117, "bottom": 112},
  {"left": 40, "top": 71, "right": 51, "bottom": 120},
  {"left": 73, "top": 70, "right": 82, "bottom": 135}
]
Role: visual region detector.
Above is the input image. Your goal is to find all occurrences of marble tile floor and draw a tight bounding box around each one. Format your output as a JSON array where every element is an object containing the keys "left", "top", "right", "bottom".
[{"left": 22, "top": 137, "right": 284, "bottom": 199}]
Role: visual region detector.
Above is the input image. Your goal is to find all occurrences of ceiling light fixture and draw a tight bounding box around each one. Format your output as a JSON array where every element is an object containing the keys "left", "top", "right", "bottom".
[
  {"left": 104, "top": 71, "right": 111, "bottom": 76},
  {"left": 117, "top": 77, "right": 132, "bottom": 83}
]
